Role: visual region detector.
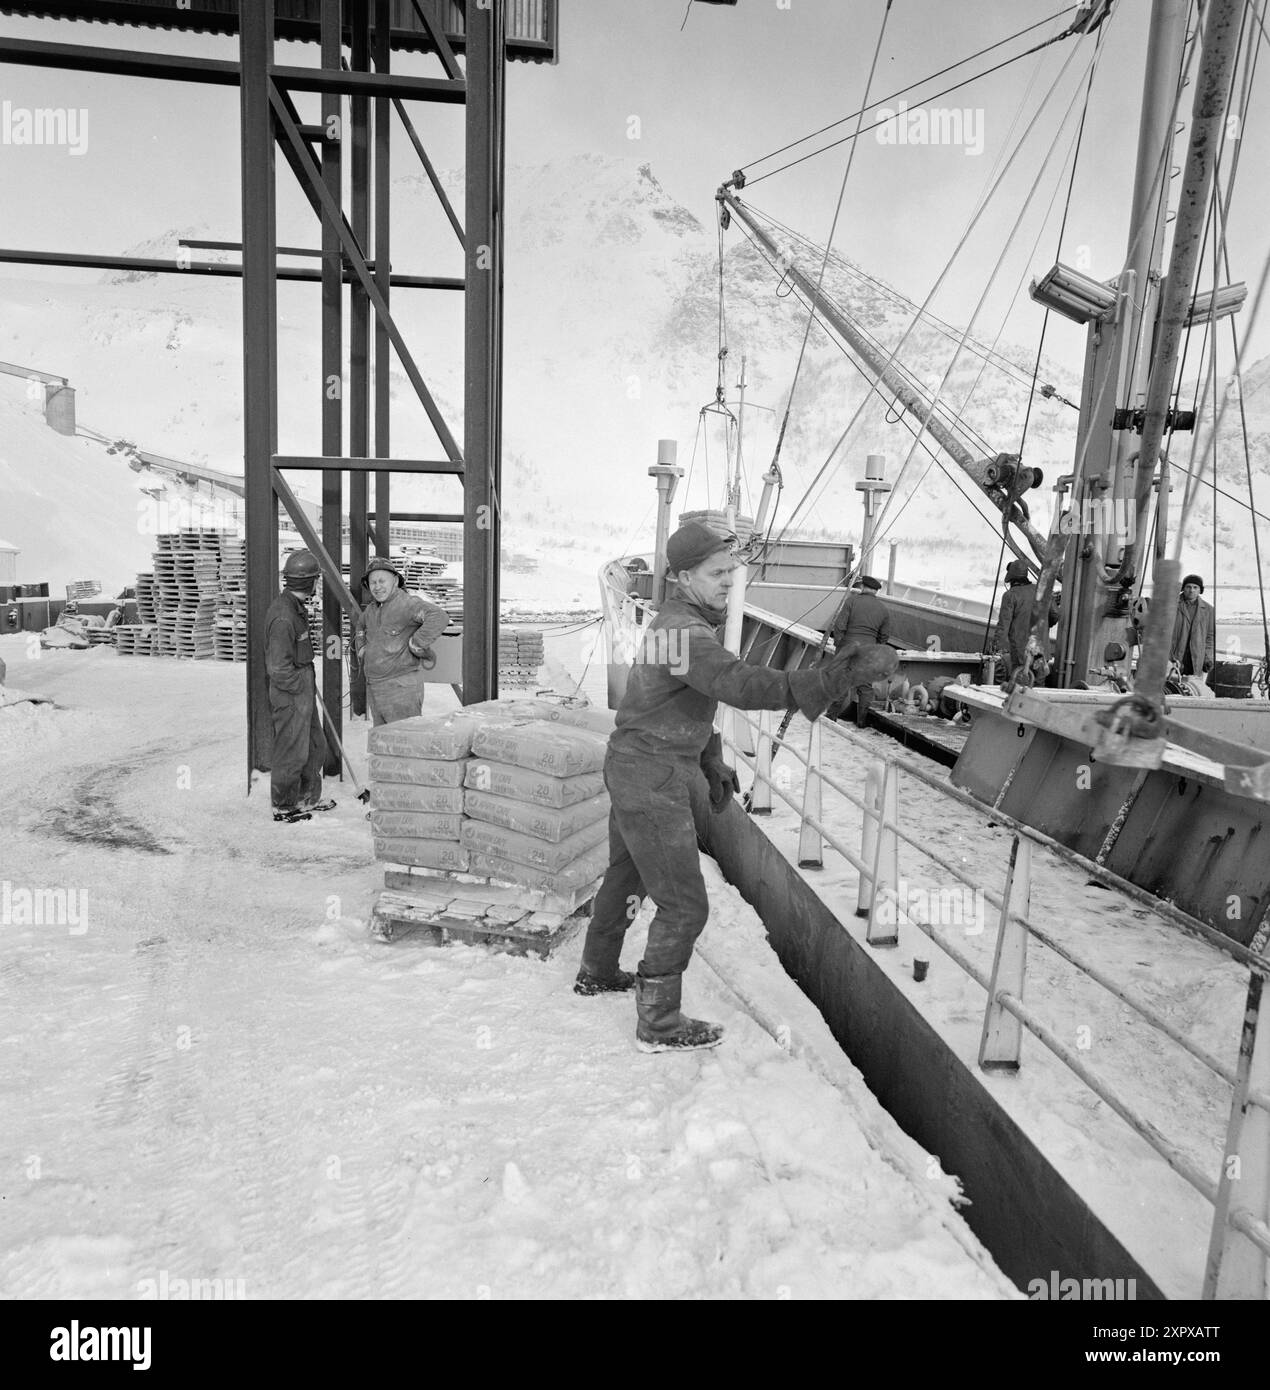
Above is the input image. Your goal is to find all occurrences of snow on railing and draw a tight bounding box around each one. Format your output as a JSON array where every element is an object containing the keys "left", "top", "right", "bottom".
[{"left": 723, "top": 707, "right": 1270, "bottom": 1300}]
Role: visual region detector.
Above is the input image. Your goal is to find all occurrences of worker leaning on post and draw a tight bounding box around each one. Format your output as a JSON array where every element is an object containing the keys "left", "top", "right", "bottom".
[
  {"left": 264, "top": 549, "right": 330, "bottom": 823},
  {"left": 355, "top": 557, "right": 450, "bottom": 726},
  {"left": 576, "top": 520, "right": 899, "bottom": 1054}
]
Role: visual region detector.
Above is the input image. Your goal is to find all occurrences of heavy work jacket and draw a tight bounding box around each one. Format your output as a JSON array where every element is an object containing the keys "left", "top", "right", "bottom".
[
  {"left": 355, "top": 588, "right": 449, "bottom": 684},
  {"left": 609, "top": 594, "right": 830, "bottom": 765},
  {"left": 829, "top": 591, "right": 892, "bottom": 649},
  {"left": 264, "top": 590, "right": 315, "bottom": 699},
  {"left": 1170, "top": 597, "right": 1216, "bottom": 675},
  {"left": 995, "top": 582, "right": 1060, "bottom": 670}
]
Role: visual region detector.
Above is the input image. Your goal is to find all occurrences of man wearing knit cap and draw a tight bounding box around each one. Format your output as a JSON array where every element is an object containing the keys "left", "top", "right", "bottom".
[
  {"left": 1170, "top": 573, "right": 1215, "bottom": 680},
  {"left": 827, "top": 574, "right": 892, "bottom": 726},
  {"left": 576, "top": 519, "right": 898, "bottom": 1052}
]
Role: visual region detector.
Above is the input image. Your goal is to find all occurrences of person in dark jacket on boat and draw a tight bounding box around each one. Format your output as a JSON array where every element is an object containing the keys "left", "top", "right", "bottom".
[
  {"left": 827, "top": 574, "right": 892, "bottom": 726},
  {"left": 993, "top": 558, "right": 1038, "bottom": 681},
  {"left": 354, "top": 557, "right": 450, "bottom": 726},
  {"left": 1169, "top": 573, "right": 1216, "bottom": 680},
  {"left": 264, "top": 549, "right": 330, "bottom": 822},
  {"left": 576, "top": 520, "right": 898, "bottom": 1053}
]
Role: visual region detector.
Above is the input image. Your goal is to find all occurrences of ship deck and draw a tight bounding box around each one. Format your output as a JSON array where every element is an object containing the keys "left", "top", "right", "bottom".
[{"left": 723, "top": 711, "right": 1251, "bottom": 1299}]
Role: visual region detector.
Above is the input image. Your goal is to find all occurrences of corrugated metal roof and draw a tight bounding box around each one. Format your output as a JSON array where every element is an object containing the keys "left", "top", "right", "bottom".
[{"left": 0, "top": 0, "right": 557, "bottom": 62}]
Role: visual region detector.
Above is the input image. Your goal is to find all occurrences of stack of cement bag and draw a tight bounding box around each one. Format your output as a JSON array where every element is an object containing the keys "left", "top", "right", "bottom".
[{"left": 369, "top": 699, "right": 613, "bottom": 899}]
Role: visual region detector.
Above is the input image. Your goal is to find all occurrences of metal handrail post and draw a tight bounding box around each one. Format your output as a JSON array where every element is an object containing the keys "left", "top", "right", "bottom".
[
  {"left": 1206, "top": 973, "right": 1270, "bottom": 1298},
  {"left": 979, "top": 835, "right": 1032, "bottom": 1072},
  {"left": 750, "top": 709, "right": 773, "bottom": 815},
  {"left": 865, "top": 762, "right": 899, "bottom": 948},
  {"left": 856, "top": 761, "right": 883, "bottom": 918},
  {"left": 797, "top": 719, "right": 824, "bottom": 869}
]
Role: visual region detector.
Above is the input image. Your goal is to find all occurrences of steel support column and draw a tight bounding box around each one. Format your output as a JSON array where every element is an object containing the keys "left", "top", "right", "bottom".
[
  {"left": 320, "top": 0, "right": 344, "bottom": 774},
  {"left": 349, "top": 0, "right": 371, "bottom": 715},
  {"left": 463, "top": 0, "right": 505, "bottom": 703},
  {"left": 241, "top": 0, "right": 280, "bottom": 784},
  {"left": 374, "top": 0, "right": 391, "bottom": 564}
]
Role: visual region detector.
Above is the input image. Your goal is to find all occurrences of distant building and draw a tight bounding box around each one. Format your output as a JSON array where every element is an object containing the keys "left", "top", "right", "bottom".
[{"left": 0, "top": 539, "right": 18, "bottom": 585}]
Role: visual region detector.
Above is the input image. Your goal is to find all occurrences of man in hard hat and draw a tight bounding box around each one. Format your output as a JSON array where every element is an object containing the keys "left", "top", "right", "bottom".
[
  {"left": 355, "top": 557, "right": 450, "bottom": 726},
  {"left": 576, "top": 520, "right": 898, "bottom": 1053},
  {"left": 264, "top": 549, "right": 330, "bottom": 822},
  {"left": 827, "top": 574, "right": 892, "bottom": 726}
]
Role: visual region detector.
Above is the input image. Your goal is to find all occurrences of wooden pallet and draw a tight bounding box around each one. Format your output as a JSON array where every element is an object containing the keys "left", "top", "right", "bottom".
[{"left": 369, "top": 885, "right": 590, "bottom": 958}]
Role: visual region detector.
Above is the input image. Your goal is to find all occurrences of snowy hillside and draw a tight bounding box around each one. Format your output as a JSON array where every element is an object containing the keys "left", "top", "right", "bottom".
[{"left": 2, "top": 153, "right": 1268, "bottom": 593}]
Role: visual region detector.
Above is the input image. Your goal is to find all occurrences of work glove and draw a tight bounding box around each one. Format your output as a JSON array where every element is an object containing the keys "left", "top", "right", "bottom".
[
  {"left": 408, "top": 633, "right": 436, "bottom": 667},
  {"left": 700, "top": 731, "right": 741, "bottom": 813}
]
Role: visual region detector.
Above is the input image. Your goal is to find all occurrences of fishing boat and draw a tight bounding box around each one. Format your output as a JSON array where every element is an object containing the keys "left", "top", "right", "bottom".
[{"left": 601, "top": 0, "right": 1270, "bottom": 948}]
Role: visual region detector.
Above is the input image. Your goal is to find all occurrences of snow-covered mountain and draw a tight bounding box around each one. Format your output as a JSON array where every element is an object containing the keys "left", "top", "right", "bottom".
[{"left": 2, "top": 153, "right": 1267, "bottom": 594}]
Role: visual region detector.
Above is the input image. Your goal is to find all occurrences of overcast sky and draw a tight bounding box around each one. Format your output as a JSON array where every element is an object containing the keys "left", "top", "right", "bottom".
[{"left": 1, "top": 0, "right": 1267, "bottom": 382}]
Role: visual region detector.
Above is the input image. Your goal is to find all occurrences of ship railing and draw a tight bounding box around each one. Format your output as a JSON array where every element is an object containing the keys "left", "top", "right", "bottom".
[{"left": 723, "top": 706, "right": 1270, "bottom": 1300}]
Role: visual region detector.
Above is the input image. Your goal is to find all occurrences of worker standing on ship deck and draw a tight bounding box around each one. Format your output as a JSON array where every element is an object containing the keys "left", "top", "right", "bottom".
[
  {"left": 264, "top": 549, "right": 330, "bottom": 823},
  {"left": 576, "top": 520, "right": 897, "bottom": 1053},
  {"left": 1169, "top": 573, "right": 1216, "bottom": 683},
  {"left": 355, "top": 557, "right": 450, "bottom": 726},
  {"left": 827, "top": 574, "right": 892, "bottom": 726}
]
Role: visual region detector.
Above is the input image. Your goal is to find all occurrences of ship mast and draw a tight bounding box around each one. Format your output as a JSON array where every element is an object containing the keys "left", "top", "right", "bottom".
[
  {"left": 1055, "top": 0, "right": 1190, "bottom": 685},
  {"left": 1056, "top": 0, "right": 1246, "bottom": 689}
]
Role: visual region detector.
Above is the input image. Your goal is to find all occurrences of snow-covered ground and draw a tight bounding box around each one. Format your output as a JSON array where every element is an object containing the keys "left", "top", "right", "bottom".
[
  {"left": 724, "top": 711, "right": 1253, "bottom": 1300},
  {"left": 0, "top": 635, "right": 1016, "bottom": 1300}
]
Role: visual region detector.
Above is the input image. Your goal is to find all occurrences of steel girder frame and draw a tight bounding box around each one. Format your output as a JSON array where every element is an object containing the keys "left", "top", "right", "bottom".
[
  {"left": 464, "top": 0, "right": 504, "bottom": 705},
  {"left": 241, "top": 0, "right": 502, "bottom": 786}
]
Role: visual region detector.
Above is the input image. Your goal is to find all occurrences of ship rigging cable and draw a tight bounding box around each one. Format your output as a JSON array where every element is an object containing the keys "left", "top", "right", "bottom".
[
  {"left": 761, "top": 20, "right": 1102, "bottom": 566},
  {"left": 763, "top": 0, "right": 895, "bottom": 515},
  {"left": 863, "top": 28, "right": 1107, "bottom": 565},
  {"left": 741, "top": 3, "right": 1108, "bottom": 188}
]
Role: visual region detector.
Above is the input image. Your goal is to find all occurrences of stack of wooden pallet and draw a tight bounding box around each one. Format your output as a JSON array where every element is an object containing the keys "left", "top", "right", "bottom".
[
  {"left": 114, "top": 626, "right": 156, "bottom": 656},
  {"left": 214, "top": 538, "right": 247, "bottom": 661},
  {"left": 135, "top": 573, "right": 157, "bottom": 624},
  {"left": 117, "top": 530, "right": 242, "bottom": 661},
  {"left": 369, "top": 698, "right": 616, "bottom": 957},
  {"left": 497, "top": 627, "right": 545, "bottom": 687}
]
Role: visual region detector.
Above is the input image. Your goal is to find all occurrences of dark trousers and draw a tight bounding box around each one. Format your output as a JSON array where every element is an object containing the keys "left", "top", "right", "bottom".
[
  {"left": 367, "top": 669, "right": 425, "bottom": 726},
  {"left": 269, "top": 670, "right": 327, "bottom": 809},
  {"left": 581, "top": 750, "right": 712, "bottom": 980}
]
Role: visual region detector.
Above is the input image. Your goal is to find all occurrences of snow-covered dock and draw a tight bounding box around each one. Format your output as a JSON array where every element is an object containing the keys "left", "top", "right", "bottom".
[{"left": 0, "top": 638, "right": 1015, "bottom": 1300}]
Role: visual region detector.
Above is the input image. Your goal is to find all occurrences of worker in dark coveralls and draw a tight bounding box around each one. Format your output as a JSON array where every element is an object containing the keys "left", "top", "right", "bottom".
[
  {"left": 827, "top": 574, "right": 892, "bottom": 726},
  {"left": 355, "top": 557, "right": 449, "bottom": 726},
  {"left": 1170, "top": 572, "right": 1216, "bottom": 680},
  {"left": 992, "top": 558, "right": 1038, "bottom": 682},
  {"left": 576, "top": 520, "right": 898, "bottom": 1053},
  {"left": 264, "top": 549, "right": 329, "bottom": 822}
]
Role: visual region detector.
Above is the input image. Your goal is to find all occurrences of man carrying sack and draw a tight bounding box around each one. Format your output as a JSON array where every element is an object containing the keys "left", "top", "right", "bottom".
[{"left": 576, "top": 520, "right": 898, "bottom": 1053}]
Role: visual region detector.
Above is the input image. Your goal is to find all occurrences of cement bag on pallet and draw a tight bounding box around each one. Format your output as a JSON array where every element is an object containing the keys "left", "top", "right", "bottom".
[
  {"left": 463, "top": 789, "right": 609, "bottom": 845},
  {"left": 468, "top": 839, "right": 609, "bottom": 897},
  {"left": 373, "top": 838, "right": 469, "bottom": 871},
  {"left": 465, "top": 697, "right": 616, "bottom": 737},
  {"left": 370, "top": 783, "right": 465, "bottom": 815},
  {"left": 368, "top": 713, "right": 481, "bottom": 761},
  {"left": 469, "top": 719, "right": 606, "bottom": 779},
  {"left": 369, "top": 755, "right": 469, "bottom": 787},
  {"left": 369, "top": 810, "right": 464, "bottom": 841},
  {"left": 463, "top": 759, "right": 604, "bottom": 809},
  {"left": 460, "top": 813, "right": 608, "bottom": 872}
]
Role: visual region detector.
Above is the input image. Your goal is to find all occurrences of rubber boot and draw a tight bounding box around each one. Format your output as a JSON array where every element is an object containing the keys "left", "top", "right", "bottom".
[
  {"left": 854, "top": 684, "right": 874, "bottom": 728},
  {"left": 634, "top": 973, "right": 724, "bottom": 1054},
  {"left": 574, "top": 967, "right": 636, "bottom": 996}
]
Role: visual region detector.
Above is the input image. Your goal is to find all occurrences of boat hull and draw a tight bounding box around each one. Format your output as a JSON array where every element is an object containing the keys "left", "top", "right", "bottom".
[{"left": 951, "top": 688, "right": 1270, "bottom": 945}]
